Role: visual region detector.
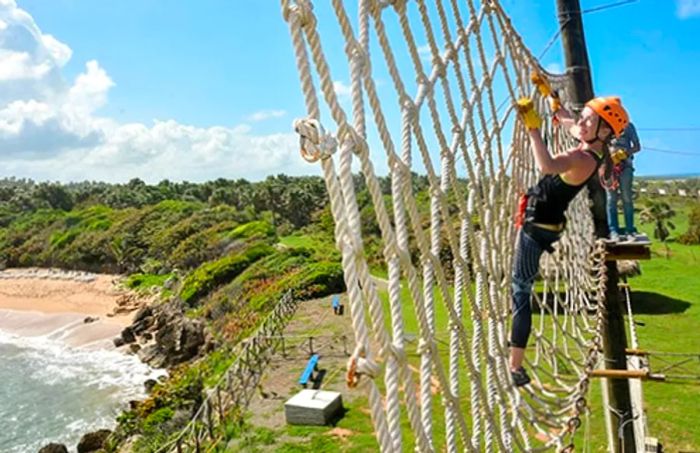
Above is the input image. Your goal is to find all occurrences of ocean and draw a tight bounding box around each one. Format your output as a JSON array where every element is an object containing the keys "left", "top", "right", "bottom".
[{"left": 0, "top": 318, "right": 165, "bottom": 453}]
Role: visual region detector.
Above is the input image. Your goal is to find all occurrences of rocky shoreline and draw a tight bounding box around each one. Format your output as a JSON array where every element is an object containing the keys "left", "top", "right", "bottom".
[
  {"left": 0, "top": 268, "right": 214, "bottom": 453},
  {"left": 114, "top": 300, "right": 213, "bottom": 369},
  {"left": 0, "top": 268, "right": 177, "bottom": 452}
]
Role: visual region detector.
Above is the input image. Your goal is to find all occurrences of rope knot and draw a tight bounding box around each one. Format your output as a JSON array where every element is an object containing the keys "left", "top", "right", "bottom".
[
  {"left": 386, "top": 0, "right": 408, "bottom": 14},
  {"left": 416, "top": 74, "right": 433, "bottom": 96},
  {"left": 293, "top": 118, "right": 337, "bottom": 163},
  {"left": 567, "top": 416, "right": 581, "bottom": 432},
  {"left": 282, "top": 0, "right": 315, "bottom": 28},
  {"left": 337, "top": 124, "right": 367, "bottom": 156},
  {"left": 444, "top": 42, "right": 458, "bottom": 64},
  {"left": 348, "top": 41, "right": 371, "bottom": 78},
  {"left": 401, "top": 96, "right": 418, "bottom": 123},
  {"left": 447, "top": 319, "right": 459, "bottom": 331},
  {"left": 346, "top": 344, "right": 380, "bottom": 388},
  {"left": 432, "top": 56, "right": 447, "bottom": 79},
  {"left": 416, "top": 338, "right": 433, "bottom": 355},
  {"left": 390, "top": 341, "right": 407, "bottom": 362}
]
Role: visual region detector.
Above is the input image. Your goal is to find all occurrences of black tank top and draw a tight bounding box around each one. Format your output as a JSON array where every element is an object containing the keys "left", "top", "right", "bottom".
[{"left": 526, "top": 148, "right": 604, "bottom": 225}]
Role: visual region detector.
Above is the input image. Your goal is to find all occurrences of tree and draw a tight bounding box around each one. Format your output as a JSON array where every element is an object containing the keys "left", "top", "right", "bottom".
[
  {"left": 34, "top": 182, "right": 74, "bottom": 211},
  {"left": 679, "top": 203, "right": 700, "bottom": 245},
  {"left": 639, "top": 200, "right": 676, "bottom": 257}
]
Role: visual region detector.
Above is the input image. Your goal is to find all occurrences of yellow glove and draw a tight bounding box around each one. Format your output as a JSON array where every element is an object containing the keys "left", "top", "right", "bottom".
[
  {"left": 531, "top": 71, "right": 562, "bottom": 113},
  {"left": 516, "top": 98, "right": 542, "bottom": 130},
  {"left": 611, "top": 149, "right": 628, "bottom": 165},
  {"left": 549, "top": 96, "right": 561, "bottom": 113},
  {"left": 531, "top": 71, "right": 552, "bottom": 97}
]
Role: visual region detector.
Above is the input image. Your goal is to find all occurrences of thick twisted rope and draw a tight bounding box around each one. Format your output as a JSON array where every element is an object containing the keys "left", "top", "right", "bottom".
[{"left": 283, "top": 1, "right": 610, "bottom": 451}]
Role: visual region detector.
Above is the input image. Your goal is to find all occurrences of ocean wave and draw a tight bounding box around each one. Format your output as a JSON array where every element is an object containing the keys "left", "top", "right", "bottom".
[
  {"left": 0, "top": 327, "right": 166, "bottom": 395},
  {"left": 0, "top": 324, "right": 167, "bottom": 452}
]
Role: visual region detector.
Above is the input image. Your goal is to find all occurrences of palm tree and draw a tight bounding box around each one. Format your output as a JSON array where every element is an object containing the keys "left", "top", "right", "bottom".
[{"left": 639, "top": 200, "right": 676, "bottom": 258}]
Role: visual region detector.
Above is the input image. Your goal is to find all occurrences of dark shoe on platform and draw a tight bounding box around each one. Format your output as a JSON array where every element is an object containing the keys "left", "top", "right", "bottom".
[{"left": 511, "top": 367, "right": 531, "bottom": 387}]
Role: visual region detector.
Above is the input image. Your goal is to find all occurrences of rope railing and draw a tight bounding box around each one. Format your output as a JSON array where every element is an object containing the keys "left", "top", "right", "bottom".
[{"left": 154, "top": 291, "right": 297, "bottom": 453}]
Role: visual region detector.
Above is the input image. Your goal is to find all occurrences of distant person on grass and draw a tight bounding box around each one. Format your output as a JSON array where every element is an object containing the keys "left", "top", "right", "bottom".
[
  {"left": 510, "top": 83, "right": 629, "bottom": 387},
  {"left": 606, "top": 122, "right": 642, "bottom": 241}
]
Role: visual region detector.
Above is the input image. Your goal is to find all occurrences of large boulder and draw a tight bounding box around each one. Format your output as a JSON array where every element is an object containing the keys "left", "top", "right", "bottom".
[
  {"left": 133, "top": 305, "right": 153, "bottom": 323},
  {"left": 131, "top": 306, "right": 155, "bottom": 335},
  {"left": 77, "top": 429, "right": 112, "bottom": 453},
  {"left": 136, "top": 302, "right": 205, "bottom": 367},
  {"left": 38, "top": 444, "right": 68, "bottom": 453},
  {"left": 120, "top": 326, "right": 136, "bottom": 344}
]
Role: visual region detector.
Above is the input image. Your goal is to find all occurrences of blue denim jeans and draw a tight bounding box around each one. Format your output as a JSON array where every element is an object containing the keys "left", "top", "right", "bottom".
[
  {"left": 606, "top": 165, "right": 636, "bottom": 235},
  {"left": 510, "top": 225, "right": 560, "bottom": 348}
]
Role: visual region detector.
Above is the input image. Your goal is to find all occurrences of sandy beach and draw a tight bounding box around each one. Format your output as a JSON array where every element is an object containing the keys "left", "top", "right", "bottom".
[
  {"left": 0, "top": 268, "right": 143, "bottom": 349},
  {"left": 0, "top": 273, "right": 166, "bottom": 453}
]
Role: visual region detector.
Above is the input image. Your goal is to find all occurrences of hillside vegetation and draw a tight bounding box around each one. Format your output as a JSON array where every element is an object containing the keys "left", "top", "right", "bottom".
[{"left": 3, "top": 176, "right": 699, "bottom": 451}]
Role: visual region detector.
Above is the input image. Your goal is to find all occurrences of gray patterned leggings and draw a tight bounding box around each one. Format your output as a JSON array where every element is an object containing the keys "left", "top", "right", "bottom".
[{"left": 510, "top": 225, "right": 561, "bottom": 348}]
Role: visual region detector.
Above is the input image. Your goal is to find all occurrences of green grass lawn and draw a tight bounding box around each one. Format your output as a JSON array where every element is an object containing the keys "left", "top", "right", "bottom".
[{"left": 621, "top": 209, "right": 700, "bottom": 451}]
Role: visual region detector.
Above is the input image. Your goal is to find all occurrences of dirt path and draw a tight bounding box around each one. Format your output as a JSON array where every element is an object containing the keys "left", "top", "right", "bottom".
[{"left": 246, "top": 294, "right": 361, "bottom": 432}]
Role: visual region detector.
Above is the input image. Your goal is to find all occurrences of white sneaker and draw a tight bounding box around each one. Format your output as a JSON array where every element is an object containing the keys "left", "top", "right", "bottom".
[{"left": 628, "top": 233, "right": 650, "bottom": 244}]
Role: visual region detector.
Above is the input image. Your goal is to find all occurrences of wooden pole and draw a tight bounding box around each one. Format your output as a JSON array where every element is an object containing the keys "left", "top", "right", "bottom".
[
  {"left": 590, "top": 369, "right": 648, "bottom": 379},
  {"left": 554, "top": 1, "right": 636, "bottom": 452}
]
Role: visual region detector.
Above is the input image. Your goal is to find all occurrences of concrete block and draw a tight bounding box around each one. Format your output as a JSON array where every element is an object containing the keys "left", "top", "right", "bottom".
[{"left": 284, "top": 389, "right": 343, "bottom": 426}]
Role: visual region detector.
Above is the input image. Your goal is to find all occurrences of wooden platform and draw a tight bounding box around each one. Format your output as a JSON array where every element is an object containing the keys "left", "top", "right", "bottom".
[
  {"left": 605, "top": 243, "right": 651, "bottom": 261},
  {"left": 604, "top": 235, "right": 652, "bottom": 261}
]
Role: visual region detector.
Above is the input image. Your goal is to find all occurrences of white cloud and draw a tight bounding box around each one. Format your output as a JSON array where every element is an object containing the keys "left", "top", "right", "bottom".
[
  {"left": 247, "top": 109, "right": 286, "bottom": 122},
  {"left": 677, "top": 0, "right": 700, "bottom": 18},
  {"left": 333, "top": 80, "right": 351, "bottom": 98},
  {"left": 0, "top": 50, "right": 51, "bottom": 80},
  {"left": 66, "top": 60, "right": 114, "bottom": 114},
  {"left": 0, "top": 1, "right": 308, "bottom": 182},
  {"left": 41, "top": 34, "right": 72, "bottom": 67},
  {"left": 417, "top": 44, "right": 432, "bottom": 63},
  {"left": 545, "top": 62, "right": 563, "bottom": 74}
]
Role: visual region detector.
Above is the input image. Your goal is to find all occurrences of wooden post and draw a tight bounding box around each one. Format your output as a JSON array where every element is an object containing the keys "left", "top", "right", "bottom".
[
  {"left": 216, "top": 386, "right": 224, "bottom": 423},
  {"left": 555, "top": 1, "right": 636, "bottom": 452},
  {"left": 205, "top": 400, "right": 214, "bottom": 439}
]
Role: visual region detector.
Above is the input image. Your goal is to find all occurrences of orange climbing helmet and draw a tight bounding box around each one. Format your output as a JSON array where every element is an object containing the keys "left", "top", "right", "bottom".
[{"left": 585, "top": 96, "right": 629, "bottom": 138}]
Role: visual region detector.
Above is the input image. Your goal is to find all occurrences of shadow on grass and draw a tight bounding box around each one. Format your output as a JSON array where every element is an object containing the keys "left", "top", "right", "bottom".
[
  {"left": 530, "top": 291, "right": 692, "bottom": 315},
  {"left": 311, "top": 369, "right": 327, "bottom": 390},
  {"left": 327, "top": 405, "right": 349, "bottom": 426},
  {"left": 630, "top": 291, "right": 692, "bottom": 314}
]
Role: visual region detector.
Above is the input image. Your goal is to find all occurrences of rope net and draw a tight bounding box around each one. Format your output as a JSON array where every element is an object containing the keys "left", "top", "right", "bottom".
[{"left": 282, "top": 1, "right": 609, "bottom": 451}]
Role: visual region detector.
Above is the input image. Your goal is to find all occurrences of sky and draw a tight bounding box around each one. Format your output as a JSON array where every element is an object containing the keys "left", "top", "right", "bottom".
[{"left": 0, "top": 0, "right": 699, "bottom": 183}]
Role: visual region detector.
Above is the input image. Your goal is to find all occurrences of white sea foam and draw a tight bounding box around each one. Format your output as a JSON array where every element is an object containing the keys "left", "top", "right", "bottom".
[{"left": 0, "top": 313, "right": 166, "bottom": 452}]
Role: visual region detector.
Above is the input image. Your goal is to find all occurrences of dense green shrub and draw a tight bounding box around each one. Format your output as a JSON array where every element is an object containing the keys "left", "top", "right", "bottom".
[
  {"left": 167, "top": 221, "right": 238, "bottom": 270},
  {"left": 179, "top": 243, "right": 275, "bottom": 306},
  {"left": 228, "top": 220, "right": 276, "bottom": 241},
  {"left": 246, "top": 257, "right": 345, "bottom": 311},
  {"left": 149, "top": 205, "right": 248, "bottom": 261},
  {"left": 124, "top": 273, "right": 173, "bottom": 291}
]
